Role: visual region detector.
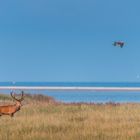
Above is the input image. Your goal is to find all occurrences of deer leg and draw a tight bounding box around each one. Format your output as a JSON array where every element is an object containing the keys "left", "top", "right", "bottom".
[{"left": 10, "top": 113, "right": 14, "bottom": 117}]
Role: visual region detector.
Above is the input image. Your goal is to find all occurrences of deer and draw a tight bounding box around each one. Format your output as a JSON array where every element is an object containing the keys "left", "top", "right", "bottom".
[{"left": 0, "top": 91, "right": 24, "bottom": 117}]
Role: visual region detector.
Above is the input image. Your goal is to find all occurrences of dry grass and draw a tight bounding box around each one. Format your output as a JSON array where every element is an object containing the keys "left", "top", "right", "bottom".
[{"left": 0, "top": 94, "right": 140, "bottom": 140}]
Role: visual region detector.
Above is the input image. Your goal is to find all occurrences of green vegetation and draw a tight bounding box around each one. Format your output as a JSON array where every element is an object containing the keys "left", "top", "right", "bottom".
[{"left": 0, "top": 94, "right": 140, "bottom": 140}]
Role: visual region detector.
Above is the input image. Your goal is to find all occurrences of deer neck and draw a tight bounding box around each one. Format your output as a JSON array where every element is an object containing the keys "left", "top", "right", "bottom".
[{"left": 14, "top": 102, "right": 21, "bottom": 111}]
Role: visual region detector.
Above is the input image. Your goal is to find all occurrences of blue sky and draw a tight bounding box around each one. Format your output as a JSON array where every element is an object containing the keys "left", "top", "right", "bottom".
[{"left": 0, "top": 0, "right": 140, "bottom": 82}]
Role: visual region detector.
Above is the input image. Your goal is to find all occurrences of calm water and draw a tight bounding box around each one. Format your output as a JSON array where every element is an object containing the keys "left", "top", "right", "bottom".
[
  {"left": 1, "top": 82, "right": 140, "bottom": 103},
  {"left": 2, "top": 82, "right": 140, "bottom": 87}
]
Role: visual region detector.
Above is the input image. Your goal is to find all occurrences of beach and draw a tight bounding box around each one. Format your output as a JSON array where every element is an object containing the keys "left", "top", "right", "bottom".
[{"left": 1, "top": 86, "right": 140, "bottom": 91}]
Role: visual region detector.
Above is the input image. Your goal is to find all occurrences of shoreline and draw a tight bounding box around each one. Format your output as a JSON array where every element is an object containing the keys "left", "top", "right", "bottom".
[{"left": 0, "top": 86, "right": 140, "bottom": 91}]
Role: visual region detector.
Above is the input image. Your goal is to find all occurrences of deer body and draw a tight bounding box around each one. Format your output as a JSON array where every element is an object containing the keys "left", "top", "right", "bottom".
[
  {"left": 0, "top": 92, "right": 24, "bottom": 117},
  {"left": 0, "top": 104, "right": 20, "bottom": 116}
]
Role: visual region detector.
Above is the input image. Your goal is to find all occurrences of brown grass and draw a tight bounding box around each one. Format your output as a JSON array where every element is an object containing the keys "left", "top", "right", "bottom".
[{"left": 0, "top": 94, "right": 140, "bottom": 140}]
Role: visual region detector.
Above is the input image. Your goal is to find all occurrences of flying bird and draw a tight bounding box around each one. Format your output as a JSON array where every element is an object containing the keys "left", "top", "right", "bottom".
[{"left": 113, "top": 41, "right": 124, "bottom": 48}]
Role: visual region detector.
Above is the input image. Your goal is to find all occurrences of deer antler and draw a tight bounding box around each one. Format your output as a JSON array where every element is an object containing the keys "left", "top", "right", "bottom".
[
  {"left": 19, "top": 91, "right": 24, "bottom": 101},
  {"left": 10, "top": 91, "right": 18, "bottom": 101},
  {"left": 10, "top": 91, "right": 24, "bottom": 101}
]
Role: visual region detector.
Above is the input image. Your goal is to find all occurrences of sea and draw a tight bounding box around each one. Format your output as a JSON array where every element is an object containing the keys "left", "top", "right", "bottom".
[{"left": 1, "top": 82, "right": 140, "bottom": 103}]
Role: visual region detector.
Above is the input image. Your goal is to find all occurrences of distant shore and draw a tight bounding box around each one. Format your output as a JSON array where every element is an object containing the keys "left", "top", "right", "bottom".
[{"left": 0, "top": 86, "right": 140, "bottom": 91}]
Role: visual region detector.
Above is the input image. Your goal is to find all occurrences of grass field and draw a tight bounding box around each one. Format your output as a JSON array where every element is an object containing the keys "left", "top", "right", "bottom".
[{"left": 0, "top": 94, "right": 140, "bottom": 140}]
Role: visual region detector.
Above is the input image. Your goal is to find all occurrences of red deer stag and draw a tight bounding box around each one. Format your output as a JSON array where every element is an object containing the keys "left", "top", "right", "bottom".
[{"left": 0, "top": 91, "right": 24, "bottom": 117}]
